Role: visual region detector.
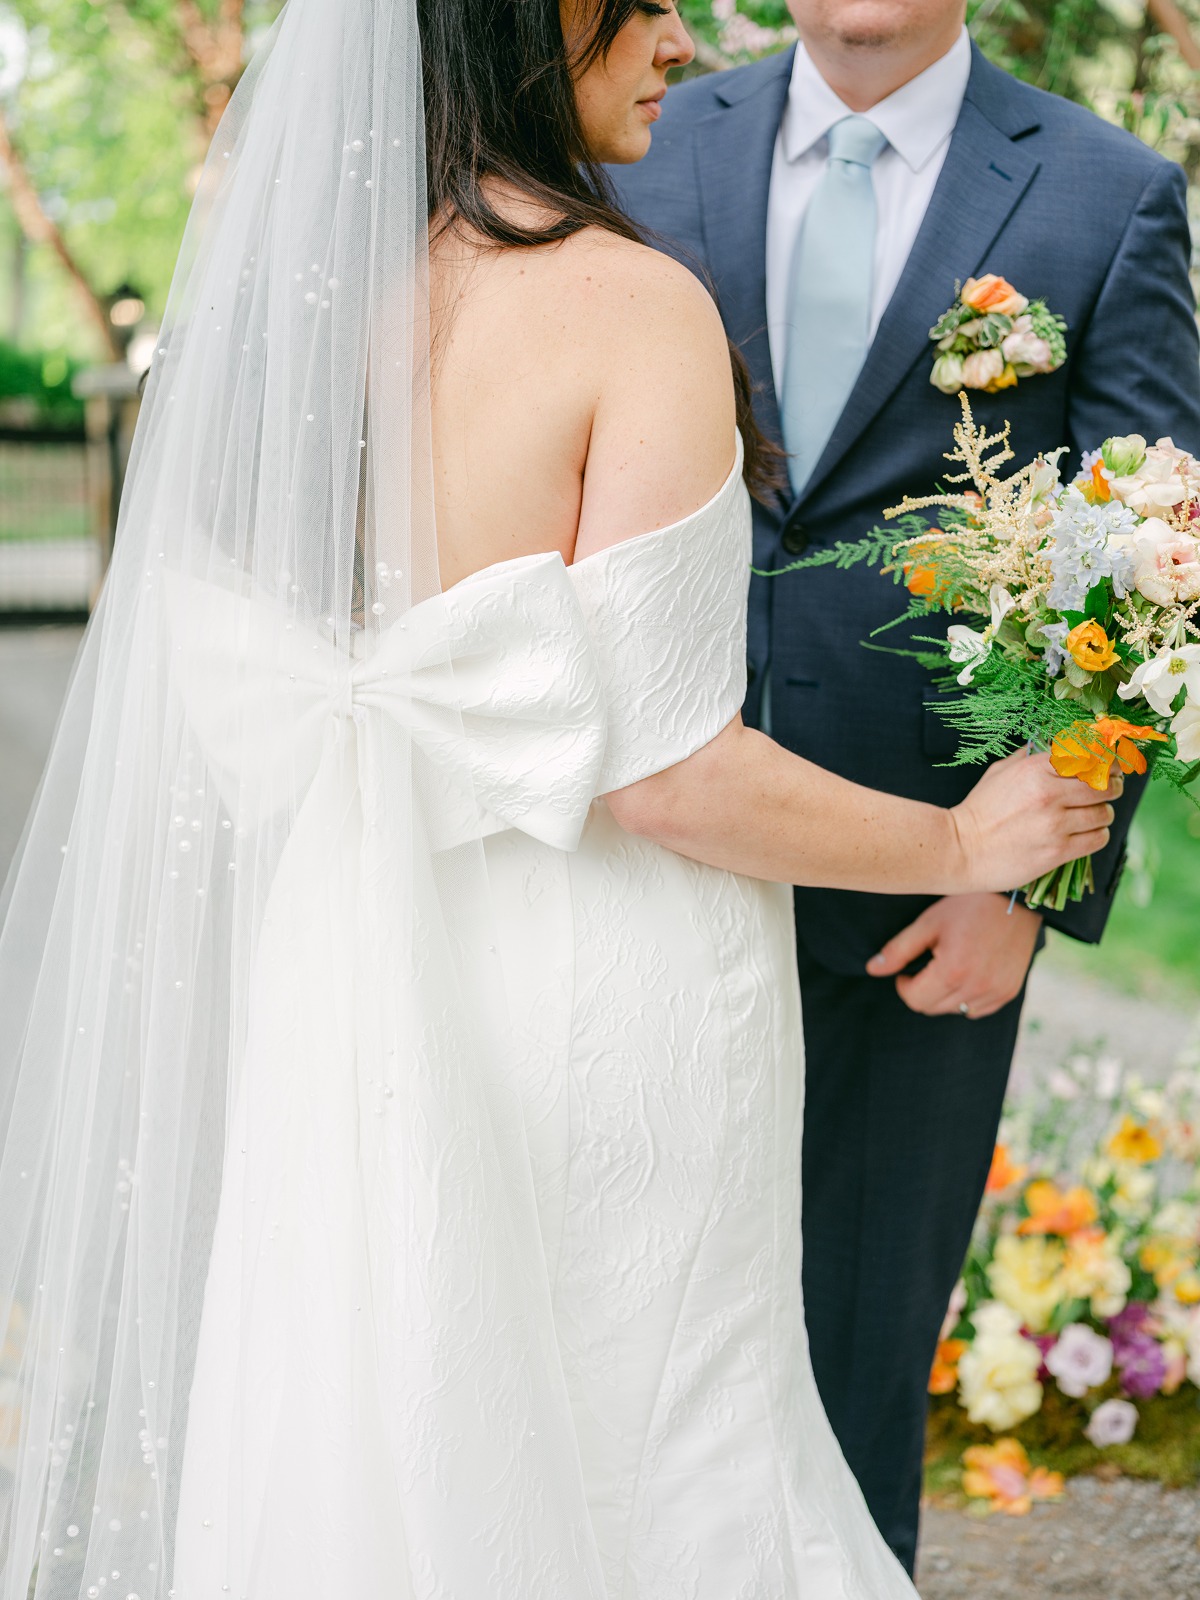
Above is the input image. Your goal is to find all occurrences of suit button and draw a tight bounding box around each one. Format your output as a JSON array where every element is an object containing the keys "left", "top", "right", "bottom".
[{"left": 781, "top": 518, "right": 808, "bottom": 557}]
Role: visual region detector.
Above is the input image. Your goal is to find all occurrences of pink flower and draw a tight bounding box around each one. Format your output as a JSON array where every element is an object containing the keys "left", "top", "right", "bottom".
[
  {"left": 961, "top": 350, "right": 1005, "bottom": 390},
  {"left": 1084, "top": 1397, "right": 1138, "bottom": 1447},
  {"left": 1132, "top": 519, "right": 1200, "bottom": 606},
  {"left": 1001, "top": 316, "right": 1055, "bottom": 375},
  {"left": 1044, "top": 1323, "right": 1114, "bottom": 1398}
]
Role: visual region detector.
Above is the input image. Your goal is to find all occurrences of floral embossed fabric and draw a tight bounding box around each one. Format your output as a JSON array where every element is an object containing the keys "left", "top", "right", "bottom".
[{"left": 170, "top": 441, "right": 916, "bottom": 1599}]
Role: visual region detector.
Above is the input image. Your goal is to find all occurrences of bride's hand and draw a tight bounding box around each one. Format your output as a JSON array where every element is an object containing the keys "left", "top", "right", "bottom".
[{"left": 950, "top": 749, "right": 1122, "bottom": 894}]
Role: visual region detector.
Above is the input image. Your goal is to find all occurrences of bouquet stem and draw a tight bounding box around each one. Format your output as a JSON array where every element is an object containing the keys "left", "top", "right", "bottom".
[{"left": 1022, "top": 855, "right": 1095, "bottom": 913}]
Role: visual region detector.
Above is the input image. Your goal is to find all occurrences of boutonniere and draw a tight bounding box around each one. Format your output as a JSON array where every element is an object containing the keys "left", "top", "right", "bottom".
[{"left": 929, "top": 275, "right": 1067, "bottom": 396}]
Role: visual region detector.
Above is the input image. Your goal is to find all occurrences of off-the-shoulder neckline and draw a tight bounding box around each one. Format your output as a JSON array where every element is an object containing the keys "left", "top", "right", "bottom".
[
  {"left": 440, "top": 434, "right": 745, "bottom": 598},
  {"left": 569, "top": 433, "right": 745, "bottom": 571}
]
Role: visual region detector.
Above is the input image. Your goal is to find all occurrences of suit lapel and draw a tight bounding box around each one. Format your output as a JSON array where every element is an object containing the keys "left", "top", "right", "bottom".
[
  {"left": 797, "top": 62, "right": 1042, "bottom": 507},
  {"left": 695, "top": 50, "right": 794, "bottom": 454}
]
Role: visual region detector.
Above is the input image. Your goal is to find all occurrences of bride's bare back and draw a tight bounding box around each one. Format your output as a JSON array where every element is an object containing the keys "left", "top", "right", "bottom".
[{"left": 428, "top": 223, "right": 737, "bottom": 590}]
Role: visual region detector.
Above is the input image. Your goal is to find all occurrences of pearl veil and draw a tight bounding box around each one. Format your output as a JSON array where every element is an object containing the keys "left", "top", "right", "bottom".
[{"left": 0, "top": 2, "right": 607, "bottom": 1595}]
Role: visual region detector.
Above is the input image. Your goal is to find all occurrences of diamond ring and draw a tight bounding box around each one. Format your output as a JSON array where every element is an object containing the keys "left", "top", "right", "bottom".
[{"left": 959, "top": 1002, "right": 971, "bottom": 1018}]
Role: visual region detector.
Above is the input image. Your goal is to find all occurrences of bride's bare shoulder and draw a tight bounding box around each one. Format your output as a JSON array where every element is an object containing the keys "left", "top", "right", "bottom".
[{"left": 546, "top": 227, "right": 729, "bottom": 366}]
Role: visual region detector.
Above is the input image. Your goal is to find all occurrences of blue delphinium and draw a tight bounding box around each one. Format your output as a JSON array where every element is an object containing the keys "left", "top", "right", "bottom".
[
  {"left": 1046, "top": 487, "right": 1138, "bottom": 612},
  {"left": 1038, "top": 620, "right": 1070, "bottom": 677}
]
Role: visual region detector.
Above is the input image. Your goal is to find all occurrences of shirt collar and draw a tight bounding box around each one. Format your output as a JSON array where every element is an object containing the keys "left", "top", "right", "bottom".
[{"left": 781, "top": 28, "right": 972, "bottom": 173}]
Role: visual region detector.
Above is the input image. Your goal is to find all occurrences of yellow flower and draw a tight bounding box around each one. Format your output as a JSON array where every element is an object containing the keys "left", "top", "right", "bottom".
[
  {"left": 985, "top": 362, "right": 1019, "bottom": 394},
  {"left": 1060, "top": 1227, "right": 1131, "bottom": 1319},
  {"left": 962, "top": 1438, "right": 1064, "bottom": 1516},
  {"left": 1066, "top": 620, "right": 1118, "bottom": 674},
  {"left": 1106, "top": 1115, "right": 1163, "bottom": 1165},
  {"left": 988, "top": 1235, "right": 1064, "bottom": 1333},
  {"left": 958, "top": 1303, "right": 1044, "bottom": 1429},
  {"left": 1175, "top": 1274, "right": 1200, "bottom": 1306}
]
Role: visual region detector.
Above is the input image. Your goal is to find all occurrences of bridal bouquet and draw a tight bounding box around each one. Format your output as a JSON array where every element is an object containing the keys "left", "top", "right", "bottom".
[
  {"left": 927, "top": 1050, "right": 1200, "bottom": 1511},
  {"left": 783, "top": 400, "right": 1200, "bottom": 910}
]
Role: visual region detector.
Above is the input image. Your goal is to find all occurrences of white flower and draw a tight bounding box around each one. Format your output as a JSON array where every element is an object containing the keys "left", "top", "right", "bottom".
[
  {"left": 1108, "top": 438, "right": 1196, "bottom": 516},
  {"left": 1047, "top": 1066, "right": 1081, "bottom": 1101},
  {"left": 1044, "top": 1323, "right": 1114, "bottom": 1398},
  {"left": 1029, "top": 449, "right": 1067, "bottom": 506},
  {"left": 1118, "top": 644, "right": 1200, "bottom": 717},
  {"left": 931, "top": 352, "right": 965, "bottom": 394},
  {"left": 947, "top": 625, "right": 990, "bottom": 685},
  {"left": 958, "top": 1302, "right": 1044, "bottom": 1430},
  {"left": 1046, "top": 488, "right": 1139, "bottom": 611},
  {"left": 989, "top": 584, "right": 1017, "bottom": 629},
  {"left": 1152, "top": 1199, "right": 1200, "bottom": 1240},
  {"left": 1131, "top": 519, "right": 1200, "bottom": 607},
  {"left": 1103, "top": 435, "right": 1148, "bottom": 478},
  {"left": 961, "top": 349, "right": 1005, "bottom": 390},
  {"left": 1171, "top": 701, "right": 1200, "bottom": 763},
  {"left": 1084, "top": 1397, "right": 1138, "bottom": 1447}
]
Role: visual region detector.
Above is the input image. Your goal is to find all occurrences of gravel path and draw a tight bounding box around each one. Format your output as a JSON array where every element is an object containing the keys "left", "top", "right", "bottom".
[{"left": 919, "top": 1477, "right": 1200, "bottom": 1600}]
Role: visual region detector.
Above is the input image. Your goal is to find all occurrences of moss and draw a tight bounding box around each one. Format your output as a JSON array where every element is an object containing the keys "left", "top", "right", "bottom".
[{"left": 924, "top": 1386, "right": 1200, "bottom": 1505}]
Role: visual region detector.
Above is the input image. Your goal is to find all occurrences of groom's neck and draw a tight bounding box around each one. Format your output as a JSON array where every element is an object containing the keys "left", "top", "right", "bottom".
[{"left": 789, "top": 2, "right": 966, "bottom": 113}]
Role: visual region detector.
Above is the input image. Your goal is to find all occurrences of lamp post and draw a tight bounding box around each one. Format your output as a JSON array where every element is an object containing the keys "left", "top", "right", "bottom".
[{"left": 72, "top": 284, "right": 147, "bottom": 580}]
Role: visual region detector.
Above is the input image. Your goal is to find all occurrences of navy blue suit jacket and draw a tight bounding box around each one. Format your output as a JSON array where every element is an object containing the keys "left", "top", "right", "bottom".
[{"left": 613, "top": 44, "right": 1200, "bottom": 975}]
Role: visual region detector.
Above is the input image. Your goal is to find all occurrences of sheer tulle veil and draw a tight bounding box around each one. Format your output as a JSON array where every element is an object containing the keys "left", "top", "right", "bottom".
[{"left": 0, "top": 2, "right": 607, "bottom": 1596}]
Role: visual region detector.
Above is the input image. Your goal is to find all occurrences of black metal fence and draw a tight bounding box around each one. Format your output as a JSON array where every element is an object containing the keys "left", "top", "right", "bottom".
[{"left": 0, "top": 426, "right": 90, "bottom": 544}]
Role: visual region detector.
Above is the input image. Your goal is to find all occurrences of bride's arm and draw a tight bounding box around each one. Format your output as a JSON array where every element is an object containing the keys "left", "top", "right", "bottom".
[
  {"left": 575, "top": 244, "right": 1115, "bottom": 895},
  {"left": 605, "top": 718, "right": 1118, "bottom": 897}
]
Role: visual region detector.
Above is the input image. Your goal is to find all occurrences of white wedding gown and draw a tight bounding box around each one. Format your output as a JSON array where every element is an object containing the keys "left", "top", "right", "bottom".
[{"left": 169, "top": 440, "right": 916, "bottom": 1600}]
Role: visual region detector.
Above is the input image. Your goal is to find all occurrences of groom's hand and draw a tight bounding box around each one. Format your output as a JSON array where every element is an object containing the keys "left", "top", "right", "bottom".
[{"left": 866, "top": 894, "right": 1042, "bottom": 1019}]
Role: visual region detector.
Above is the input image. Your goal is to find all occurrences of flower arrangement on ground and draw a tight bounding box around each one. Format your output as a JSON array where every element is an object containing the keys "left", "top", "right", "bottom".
[
  {"left": 926, "top": 1050, "right": 1200, "bottom": 1512},
  {"left": 773, "top": 398, "right": 1200, "bottom": 911}
]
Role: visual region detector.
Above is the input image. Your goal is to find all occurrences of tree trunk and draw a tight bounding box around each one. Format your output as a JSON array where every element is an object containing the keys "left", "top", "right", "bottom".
[
  {"left": 0, "top": 109, "right": 120, "bottom": 361},
  {"left": 1146, "top": 0, "right": 1200, "bottom": 70},
  {"left": 176, "top": 0, "right": 247, "bottom": 137}
]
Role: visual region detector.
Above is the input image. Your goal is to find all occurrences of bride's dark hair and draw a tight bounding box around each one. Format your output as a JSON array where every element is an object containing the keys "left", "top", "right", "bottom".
[{"left": 417, "top": 0, "right": 783, "bottom": 498}]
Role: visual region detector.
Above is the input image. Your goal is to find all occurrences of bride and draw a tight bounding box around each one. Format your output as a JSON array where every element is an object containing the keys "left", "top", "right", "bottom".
[{"left": 0, "top": 2, "right": 1116, "bottom": 1598}]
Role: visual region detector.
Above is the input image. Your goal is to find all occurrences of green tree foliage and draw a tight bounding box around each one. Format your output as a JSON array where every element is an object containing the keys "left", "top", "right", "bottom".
[
  {"left": 679, "top": 0, "right": 1200, "bottom": 174},
  {"left": 0, "top": 0, "right": 281, "bottom": 354},
  {"left": 0, "top": 0, "right": 1197, "bottom": 359}
]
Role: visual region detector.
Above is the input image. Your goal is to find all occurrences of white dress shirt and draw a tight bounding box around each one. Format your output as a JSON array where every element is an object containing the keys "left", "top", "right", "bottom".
[{"left": 765, "top": 29, "right": 972, "bottom": 397}]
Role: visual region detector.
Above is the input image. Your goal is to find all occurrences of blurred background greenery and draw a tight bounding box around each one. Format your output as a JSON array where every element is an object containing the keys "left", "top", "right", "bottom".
[{"left": 0, "top": 0, "right": 1195, "bottom": 994}]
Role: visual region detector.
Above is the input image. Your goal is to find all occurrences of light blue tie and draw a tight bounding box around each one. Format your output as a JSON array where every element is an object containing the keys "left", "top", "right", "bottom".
[{"left": 780, "top": 115, "right": 888, "bottom": 497}]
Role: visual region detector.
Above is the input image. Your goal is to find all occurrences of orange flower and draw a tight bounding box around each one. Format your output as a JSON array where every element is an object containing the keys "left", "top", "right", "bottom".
[
  {"left": 961, "top": 274, "right": 1029, "bottom": 318},
  {"left": 1018, "top": 1179, "right": 1099, "bottom": 1237},
  {"left": 962, "top": 1438, "right": 1064, "bottom": 1516},
  {"left": 1050, "top": 718, "right": 1168, "bottom": 788},
  {"left": 1066, "top": 620, "right": 1118, "bottom": 674},
  {"left": 1094, "top": 716, "right": 1168, "bottom": 777},
  {"left": 1050, "top": 725, "right": 1115, "bottom": 791},
  {"left": 903, "top": 535, "right": 958, "bottom": 603},
  {"left": 929, "top": 1338, "right": 968, "bottom": 1395},
  {"left": 986, "top": 1143, "right": 1028, "bottom": 1194},
  {"left": 1090, "top": 459, "right": 1112, "bottom": 503},
  {"left": 1106, "top": 1115, "right": 1162, "bottom": 1165}
]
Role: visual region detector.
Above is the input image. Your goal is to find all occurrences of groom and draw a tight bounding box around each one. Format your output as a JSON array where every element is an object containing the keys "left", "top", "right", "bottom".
[{"left": 613, "top": 0, "right": 1200, "bottom": 1575}]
